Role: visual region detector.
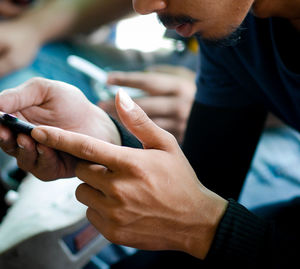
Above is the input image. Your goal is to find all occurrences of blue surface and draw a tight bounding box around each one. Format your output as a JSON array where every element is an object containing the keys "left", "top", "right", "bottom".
[{"left": 239, "top": 125, "right": 300, "bottom": 209}]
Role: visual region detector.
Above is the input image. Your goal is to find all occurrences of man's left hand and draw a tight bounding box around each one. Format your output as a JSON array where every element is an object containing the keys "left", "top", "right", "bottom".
[{"left": 32, "top": 89, "right": 227, "bottom": 259}]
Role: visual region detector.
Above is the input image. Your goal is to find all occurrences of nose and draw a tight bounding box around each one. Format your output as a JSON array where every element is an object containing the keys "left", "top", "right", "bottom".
[{"left": 132, "top": 0, "right": 167, "bottom": 15}]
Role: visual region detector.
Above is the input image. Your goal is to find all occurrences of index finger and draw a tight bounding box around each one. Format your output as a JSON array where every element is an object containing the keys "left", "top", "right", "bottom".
[
  {"left": 134, "top": 96, "right": 177, "bottom": 118},
  {"left": 107, "top": 71, "right": 178, "bottom": 96},
  {"left": 32, "top": 126, "right": 126, "bottom": 170}
]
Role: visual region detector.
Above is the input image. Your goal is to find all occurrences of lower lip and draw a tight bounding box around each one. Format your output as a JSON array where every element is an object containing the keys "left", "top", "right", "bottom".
[{"left": 175, "top": 23, "right": 193, "bottom": 37}]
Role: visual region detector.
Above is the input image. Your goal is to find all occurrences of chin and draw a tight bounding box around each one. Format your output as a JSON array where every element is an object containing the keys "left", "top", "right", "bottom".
[{"left": 197, "top": 24, "right": 245, "bottom": 46}]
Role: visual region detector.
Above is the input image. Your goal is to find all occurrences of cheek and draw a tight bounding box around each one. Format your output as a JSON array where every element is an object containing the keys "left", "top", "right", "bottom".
[{"left": 229, "top": 0, "right": 254, "bottom": 23}]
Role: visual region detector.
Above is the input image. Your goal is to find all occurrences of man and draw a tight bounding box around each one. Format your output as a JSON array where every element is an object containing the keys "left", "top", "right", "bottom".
[{"left": 0, "top": 0, "right": 299, "bottom": 268}]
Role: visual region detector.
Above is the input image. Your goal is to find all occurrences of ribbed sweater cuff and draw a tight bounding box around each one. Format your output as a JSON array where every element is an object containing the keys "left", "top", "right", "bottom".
[{"left": 205, "top": 199, "right": 268, "bottom": 267}]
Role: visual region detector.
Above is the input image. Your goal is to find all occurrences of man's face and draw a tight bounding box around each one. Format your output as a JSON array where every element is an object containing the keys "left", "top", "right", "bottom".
[{"left": 132, "top": 0, "right": 255, "bottom": 41}]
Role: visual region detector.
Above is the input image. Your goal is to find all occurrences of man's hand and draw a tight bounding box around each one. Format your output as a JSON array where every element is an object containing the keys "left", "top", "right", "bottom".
[
  {"left": 0, "top": 20, "right": 40, "bottom": 77},
  {"left": 0, "top": 77, "right": 121, "bottom": 180},
  {"left": 32, "top": 89, "right": 227, "bottom": 259},
  {"left": 99, "top": 69, "right": 196, "bottom": 143}
]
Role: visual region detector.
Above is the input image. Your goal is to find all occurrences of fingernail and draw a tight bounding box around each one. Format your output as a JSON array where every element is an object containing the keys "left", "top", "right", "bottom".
[
  {"left": 17, "top": 142, "right": 24, "bottom": 149},
  {"left": 37, "top": 145, "right": 43, "bottom": 155},
  {"left": 32, "top": 128, "right": 47, "bottom": 143},
  {"left": 118, "top": 89, "right": 134, "bottom": 111}
]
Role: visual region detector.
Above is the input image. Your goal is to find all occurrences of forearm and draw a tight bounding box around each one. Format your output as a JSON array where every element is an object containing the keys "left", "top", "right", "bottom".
[
  {"left": 13, "top": 0, "right": 133, "bottom": 44},
  {"left": 182, "top": 101, "right": 267, "bottom": 199}
]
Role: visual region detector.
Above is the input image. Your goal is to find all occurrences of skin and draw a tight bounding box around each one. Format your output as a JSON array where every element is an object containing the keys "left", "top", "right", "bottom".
[
  {"left": 0, "top": 0, "right": 195, "bottom": 143},
  {"left": 100, "top": 68, "right": 196, "bottom": 143},
  {"left": 133, "top": 0, "right": 254, "bottom": 40},
  {"left": 0, "top": 0, "right": 299, "bottom": 75},
  {"left": 0, "top": 0, "right": 299, "bottom": 261},
  {"left": 0, "top": 20, "right": 40, "bottom": 77},
  {"left": 132, "top": 0, "right": 300, "bottom": 39},
  {"left": 0, "top": 0, "right": 24, "bottom": 17},
  {"left": 0, "top": 0, "right": 132, "bottom": 77},
  {"left": 5, "top": 0, "right": 300, "bottom": 78},
  {"left": 31, "top": 88, "right": 227, "bottom": 259},
  {"left": 0, "top": 78, "right": 121, "bottom": 180},
  {"left": 0, "top": 79, "right": 227, "bottom": 259}
]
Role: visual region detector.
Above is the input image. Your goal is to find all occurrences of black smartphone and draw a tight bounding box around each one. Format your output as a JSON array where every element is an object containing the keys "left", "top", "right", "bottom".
[{"left": 0, "top": 112, "right": 35, "bottom": 135}]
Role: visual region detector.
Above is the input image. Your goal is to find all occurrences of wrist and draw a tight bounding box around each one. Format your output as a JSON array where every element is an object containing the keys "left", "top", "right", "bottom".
[
  {"left": 183, "top": 189, "right": 228, "bottom": 259},
  {"left": 87, "top": 105, "right": 122, "bottom": 146}
]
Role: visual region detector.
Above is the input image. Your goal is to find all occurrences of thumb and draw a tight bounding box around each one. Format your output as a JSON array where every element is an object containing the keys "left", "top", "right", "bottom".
[
  {"left": 115, "top": 89, "right": 176, "bottom": 151},
  {"left": 0, "top": 77, "right": 48, "bottom": 113}
]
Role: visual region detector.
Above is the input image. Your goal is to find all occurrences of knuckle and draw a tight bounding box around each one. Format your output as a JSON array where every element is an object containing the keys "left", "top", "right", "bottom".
[
  {"left": 109, "top": 181, "right": 126, "bottom": 201},
  {"left": 86, "top": 207, "right": 96, "bottom": 223},
  {"left": 127, "top": 159, "right": 145, "bottom": 178},
  {"left": 49, "top": 131, "right": 64, "bottom": 148},
  {"left": 25, "top": 77, "right": 49, "bottom": 91},
  {"left": 162, "top": 129, "right": 177, "bottom": 145},
  {"left": 130, "top": 110, "right": 149, "bottom": 128},
  {"left": 75, "top": 163, "right": 90, "bottom": 181},
  {"left": 27, "top": 77, "right": 44, "bottom": 85},
  {"left": 79, "top": 141, "right": 95, "bottom": 158},
  {"left": 75, "top": 183, "right": 86, "bottom": 201},
  {"left": 108, "top": 208, "right": 126, "bottom": 225},
  {"left": 108, "top": 181, "right": 119, "bottom": 196}
]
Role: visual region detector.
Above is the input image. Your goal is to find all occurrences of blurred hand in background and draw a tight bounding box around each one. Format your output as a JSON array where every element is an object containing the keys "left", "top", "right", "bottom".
[{"left": 99, "top": 66, "right": 196, "bottom": 143}]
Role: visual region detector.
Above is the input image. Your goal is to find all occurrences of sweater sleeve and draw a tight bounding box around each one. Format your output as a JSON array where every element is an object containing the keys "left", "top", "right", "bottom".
[
  {"left": 205, "top": 198, "right": 300, "bottom": 268},
  {"left": 110, "top": 116, "right": 143, "bottom": 148},
  {"left": 205, "top": 199, "right": 269, "bottom": 268}
]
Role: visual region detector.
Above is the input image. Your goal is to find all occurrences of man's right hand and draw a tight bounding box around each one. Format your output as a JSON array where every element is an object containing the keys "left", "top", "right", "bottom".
[
  {"left": 100, "top": 68, "right": 196, "bottom": 143},
  {"left": 0, "top": 77, "right": 121, "bottom": 180}
]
